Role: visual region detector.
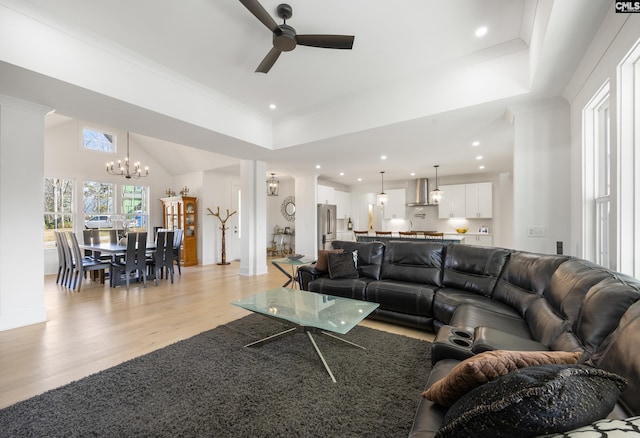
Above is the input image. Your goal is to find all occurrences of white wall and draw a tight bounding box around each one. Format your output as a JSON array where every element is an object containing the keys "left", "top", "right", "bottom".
[
  {"left": 0, "top": 95, "right": 50, "bottom": 330},
  {"left": 201, "top": 170, "right": 240, "bottom": 265},
  {"left": 512, "top": 99, "right": 571, "bottom": 254},
  {"left": 266, "top": 177, "right": 295, "bottom": 251}
]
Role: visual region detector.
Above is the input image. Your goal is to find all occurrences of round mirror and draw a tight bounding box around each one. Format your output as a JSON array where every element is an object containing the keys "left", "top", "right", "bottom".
[{"left": 281, "top": 196, "right": 295, "bottom": 222}]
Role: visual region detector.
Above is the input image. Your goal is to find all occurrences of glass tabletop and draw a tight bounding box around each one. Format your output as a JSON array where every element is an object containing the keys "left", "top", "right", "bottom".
[
  {"left": 231, "top": 287, "right": 379, "bottom": 335},
  {"left": 271, "top": 257, "right": 316, "bottom": 266}
]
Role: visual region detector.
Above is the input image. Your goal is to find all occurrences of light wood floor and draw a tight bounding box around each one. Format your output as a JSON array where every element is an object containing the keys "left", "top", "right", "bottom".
[{"left": 0, "top": 260, "right": 433, "bottom": 409}]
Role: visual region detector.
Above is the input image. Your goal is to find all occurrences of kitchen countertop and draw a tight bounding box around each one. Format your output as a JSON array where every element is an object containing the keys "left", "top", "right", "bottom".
[{"left": 354, "top": 233, "right": 465, "bottom": 243}]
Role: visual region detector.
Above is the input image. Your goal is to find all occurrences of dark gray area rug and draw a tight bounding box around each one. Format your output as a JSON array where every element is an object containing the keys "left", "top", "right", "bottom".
[{"left": 0, "top": 314, "right": 432, "bottom": 437}]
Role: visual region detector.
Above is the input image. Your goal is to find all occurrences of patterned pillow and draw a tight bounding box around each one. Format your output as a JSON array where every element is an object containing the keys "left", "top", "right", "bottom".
[
  {"left": 436, "top": 364, "right": 628, "bottom": 438},
  {"left": 422, "top": 350, "right": 582, "bottom": 407},
  {"left": 539, "top": 416, "right": 640, "bottom": 437}
]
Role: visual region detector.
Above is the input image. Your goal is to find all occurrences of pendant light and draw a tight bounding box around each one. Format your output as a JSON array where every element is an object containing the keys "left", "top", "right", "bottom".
[
  {"left": 267, "top": 173, "right": 279, "bottom": 196},
  {"left": 377, "top": 171, "right": 388, "bottom": 206},
  {"left": 105, "top": 132, "right": 149, "bottom": 179},
  {"left": 430, "top": 165, "right": 443, "bottom": 204}
]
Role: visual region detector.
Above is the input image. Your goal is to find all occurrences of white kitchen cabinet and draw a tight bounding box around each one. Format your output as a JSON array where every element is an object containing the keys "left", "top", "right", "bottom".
[
  {"left": 464, "top": 234, "right": 494, "bottom": 247},
  {"left": 335, "top": 190, "right": 351, "bottom": 219},
  {"left": 383, "top": 188, "right": 406, "bottom": 219},
  {"left": 317, "top": 185, "right": 335, "bottom": 205},
  {"left": 438, "top": 184, "right": 466, "bottom": 219},
  {"left": 465, "top": 182, "right": 493, "bottom": 218}
]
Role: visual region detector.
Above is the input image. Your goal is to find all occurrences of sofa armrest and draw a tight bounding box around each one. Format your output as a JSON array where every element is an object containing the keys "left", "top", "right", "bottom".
[
  {"left": 472, "top": 326, "right": 548, "bottom": 353},
  {"left": 298, "top": 265, "right": 327, "bottom": 290}
]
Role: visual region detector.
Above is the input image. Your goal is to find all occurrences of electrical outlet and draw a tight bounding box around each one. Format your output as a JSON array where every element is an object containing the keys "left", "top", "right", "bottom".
[{"left": 527, "top": 226, "right": 545, "bottom": 237}]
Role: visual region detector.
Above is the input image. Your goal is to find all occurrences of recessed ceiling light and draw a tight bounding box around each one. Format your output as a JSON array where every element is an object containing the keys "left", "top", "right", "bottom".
[
  {"left": 381, "top": 155, "right": 387, "bottom": 160},
  {"left": 269, "top": 104, "right": 276, "bottom": 110},
  {"left": 315, "top": 164, "right": 321, "bottom": 169},
  {"left": 476, "top": 155, "right": 483, "bottom": 160},
  {"left": 357, "top": 178, "right": 362, "bottom": 182},
  {"left": 472, "top": 141, "right": 480, "bottom": 146},
  {"left": 339, "top": 172, "right": 345, "bottom": 176},
  {"left": 410, "top": 172, "right": 416, "bottom": 176},
  {"left": 475, "top": 27, "right": 488, "bottom": 37},
  {"left": 479, "top": 165, "right": 485, "bottom": 170}
]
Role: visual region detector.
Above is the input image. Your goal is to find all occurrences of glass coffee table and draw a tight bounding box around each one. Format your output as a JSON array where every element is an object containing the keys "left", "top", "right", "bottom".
[{"left": 231, "top": 287, "right": 379, "bottom": 383}]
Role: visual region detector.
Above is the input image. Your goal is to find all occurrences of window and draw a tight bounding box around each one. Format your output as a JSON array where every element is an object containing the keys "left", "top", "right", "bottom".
[
  {"left": 583, "top": 82, "right": 610, "bottom": 267},
  {"left": 595, "top": 98, "right": 611, "bottom": 268},
  {"left": 82, "top": 128, "right": 115, "bottom": 153},
  {"left": 121, "top": 185, "right": 148, "bottom": 231},
  {"left": 83, "top": 181, "right": 114, "bottom": 230},
  {"left": 616, "top": 37, "right": 640, "bottom": 276},
  {"left": 43, "top": 177, "right": 73, "bottom": 248}
]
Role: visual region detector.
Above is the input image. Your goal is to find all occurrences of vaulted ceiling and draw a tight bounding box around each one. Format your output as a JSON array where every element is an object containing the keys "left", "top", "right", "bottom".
[{"left": 0, "top": 0, "right": 610, "bottom": 185}]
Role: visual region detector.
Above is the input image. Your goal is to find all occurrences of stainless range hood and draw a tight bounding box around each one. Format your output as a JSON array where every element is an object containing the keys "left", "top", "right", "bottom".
[{"left": 406, "top": 178, "right": 437, "bottom": 207}]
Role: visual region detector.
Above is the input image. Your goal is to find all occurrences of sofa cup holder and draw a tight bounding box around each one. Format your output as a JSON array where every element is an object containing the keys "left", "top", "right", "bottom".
[
  {"left": 449, "top": 337, "right": 472, "bottom": 348},
  {"left": 452, "top": 329, "right": 472, "bottom": 339}
]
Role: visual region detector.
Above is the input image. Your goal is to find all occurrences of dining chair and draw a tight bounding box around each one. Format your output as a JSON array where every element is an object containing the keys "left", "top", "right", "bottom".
[
  {"left": 58, "top": 231, "right": 76, "bottom": 288},
  {"left": 68, "top": 232, "right": 111, "bottom": 291},
  {"left": 375, "top": 231, "right": 392, "bottom": 236},
  {"left": 111, "top": 232, "right": 148, "bottom": 291},
  {"left": 399, "top": 231, "right": 417, "bottom": 238},
  {"left": 170, "top": 229, "right": 183, "bottom": 276},
  {"left": 353, "top": 230, "right": 369, "bottom": 235},
  {"left": 147, "top": 231, "right": 174, "bottom": 286},
  {"left": 424, "top": 232, "right": 444, "bottom": 239},
  {"left": 54, "top": 231, "right": 69, "bottom": 285}
]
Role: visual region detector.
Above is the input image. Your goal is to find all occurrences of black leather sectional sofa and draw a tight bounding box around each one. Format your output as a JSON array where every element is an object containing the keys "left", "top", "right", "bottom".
[{"left": 298, "top": 240, "right": 640, "bottom": 437}]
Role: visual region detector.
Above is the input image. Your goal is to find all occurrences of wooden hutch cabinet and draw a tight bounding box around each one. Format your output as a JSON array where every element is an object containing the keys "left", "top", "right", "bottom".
[{"left": 160, "top": 196, "right": 198, "bottom": 266}]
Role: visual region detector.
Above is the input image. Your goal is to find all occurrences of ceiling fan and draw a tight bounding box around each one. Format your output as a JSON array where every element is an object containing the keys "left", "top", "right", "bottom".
[{"left": 239, "top": 0, "right": 355, "bottom": 73}]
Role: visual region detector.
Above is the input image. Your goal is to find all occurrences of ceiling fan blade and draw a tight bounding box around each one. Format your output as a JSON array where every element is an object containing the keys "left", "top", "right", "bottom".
[
  {"left": 239, "top": 0, "right": 279, "bottom": 33},
  {"left": 296, "top": 34, "right": 354, "bottom": 49},
  {"left": 256, "top": 47, "right": 282, "bottom": 73}
]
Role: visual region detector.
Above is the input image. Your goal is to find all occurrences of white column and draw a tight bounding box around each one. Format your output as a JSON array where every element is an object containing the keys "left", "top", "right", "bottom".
[
  {"left": 511, "top": 99, "right": 571, "bottom": 254},
  {"left": 293, "top": 174, "right": 318, "bottom": 257},
  {"left": 0, "top": 95, "right": 51, "bottom": 330},
  {"left": 239, "top": 160, "right": 268, "bottom": 276}
]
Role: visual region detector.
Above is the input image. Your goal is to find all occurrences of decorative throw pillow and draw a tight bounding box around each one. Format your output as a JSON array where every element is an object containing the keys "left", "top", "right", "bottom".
[
  {"left": 315, "top": 249, "right": 344, "bottom": 272},
  {"left": 539, "top": 416, "right": 640, "bottom": 437},
  {"left": 423, "top": 350, "right": 582, "bottom": 407},
  {"left": 327, "top": 251, "right": 359, "bottom": 279},
  {"left": 436, "top": 364, "right": 628, "bottom": 438}
]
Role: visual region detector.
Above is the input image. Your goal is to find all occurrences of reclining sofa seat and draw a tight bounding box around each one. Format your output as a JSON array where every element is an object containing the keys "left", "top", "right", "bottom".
[{"left": 366, "top": 241, "right": 445, "bottom": 331}]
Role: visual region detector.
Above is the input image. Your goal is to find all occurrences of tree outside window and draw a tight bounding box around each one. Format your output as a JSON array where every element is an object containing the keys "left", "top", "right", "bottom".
[
  {"left": 43, "top": 177, "right": 73, "bottom": 248},
  {"left": 83, "top": 128, "right": 114, "bottom": 153},
  {"left": 83, "top": 181, "right": 115, "bottom": 232},
  {"left": 122, "top": 185, "right": 148, "bottom": 232}
]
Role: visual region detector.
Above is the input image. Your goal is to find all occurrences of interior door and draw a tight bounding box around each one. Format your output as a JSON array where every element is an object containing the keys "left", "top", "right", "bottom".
[{"left": 228, "top": 184, "right": 241, "bottom": 261}]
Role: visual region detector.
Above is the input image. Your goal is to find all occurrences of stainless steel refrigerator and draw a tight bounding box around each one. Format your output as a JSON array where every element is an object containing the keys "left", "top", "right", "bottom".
[{"left": 317, "top": 204, "right": 337, "bottom": 250}]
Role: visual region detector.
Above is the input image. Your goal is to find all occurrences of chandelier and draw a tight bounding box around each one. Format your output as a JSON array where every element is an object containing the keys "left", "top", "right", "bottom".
[
  {"left": 267, "top": 173, "right": 279, "bottom": 196},
  {"left": 430, "top": 165, "right": 443, "bottom": 204},
  {"left": 106, "top": 132, "right": 149, "bottom": 179},
  {"left": 377, "top": 171, "right": 388, "bottom": 206}
]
